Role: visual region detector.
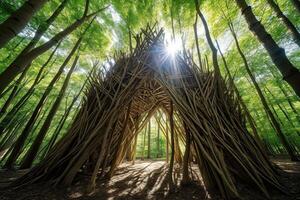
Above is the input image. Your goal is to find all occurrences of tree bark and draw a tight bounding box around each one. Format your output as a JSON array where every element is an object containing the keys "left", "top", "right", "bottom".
[
  {"left": 147, "top": 120, "right": 151, "bottom": 159},
  {"left": 0, "top": 0, "right": 48, "bottom": 49},
  {"left": 167, "top": 101, "right": 175, "bottom": 191},
  {"left": 0, "top": 65, "right": 30, "bottom": 117},
  {"left": 235, "top": 0, "right": 300, "bottom": 97},
  {"left": 0, "top": 0, "right": 68, "bottom": 102},
  {"left": 41, "top": 83, "right": 85, "bottom": 159},
  {"left": 4, "top": 37, "right": 82, "bottom": 169},
  {"left": 0, "top": 37, "right": 25, "bottom": 64},
  {"left": 268, "top": 65, "right": 300, "bottom": 119},
  {"left": 267, "top": 0, "right": 300, "bottom": 46},
  {"left": 0, "top": 2, "right": 107, "bottom": 94},
  {"left": 215, "top": 40, "right": 260, "bottom": 141},
  {"left": 193, "top": 14, "right": 203, "bottom": 69},
  {"left": 166, "top": 118, "right": 169, "bottom": 163},
  {"left": 20, "top": 54, "right": 79, "bottom": 169},
  {"left": 141, "top": 126, "right": 146, "bottom": 160},
  {"left": 0, "top": 42, "right": 59, "bottom": 137},
  {"left": 157, "top": 115, "right": 160, "bottom": 158},
  {"left": 264, "top": 86, "right": 300, "bottom": 137},
  {"left": 194, "top": 0, "right": 220, "bottom": 74},
  {"left": 132, "top": 134, "right": 138, "bottom": 164},
  {"left": 128, "top": 26, "right": 133, "bottom": 54},
  {"left": 229, "top": 22, "right": 299, "bottom": 161}
]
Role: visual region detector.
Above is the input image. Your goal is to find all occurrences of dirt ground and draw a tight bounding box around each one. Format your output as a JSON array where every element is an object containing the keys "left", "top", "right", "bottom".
[{"left": 0, "top": 159, "right": 300, "bottom": 200}]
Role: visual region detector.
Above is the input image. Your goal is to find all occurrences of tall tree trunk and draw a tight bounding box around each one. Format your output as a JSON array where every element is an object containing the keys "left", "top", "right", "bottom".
[
  {"left": 229, "top": 22, "right": 299, "bottom": 161},
  {"left": 264, "top": 87, "right": 300, "bottom": 137},
  {"left": 157, "top": 116, "right": 160, "bottom": 158},
  {"left": 0, "top": 0, "right": 69, "bottom": 105},
  {"left": 41, "top": 93, "right": 81, "bottom": 158},
  {"left": 128, "top": 26, "right": 133, "bottom": 54},
  {"left": 0, "top": 66, "right": 30, "bottom": 117},
  {"left": 0, "top": 42, "right": 59, "bottom": 137},
  {"left": 194, "top": 0, "right": 220, "bottom": 74},
  {"left": 132, "top": 134, "right": 138, "bottom": 164},
  {"left": 0, "top": 83, "right": 16, "bottom": 100},
  {"left": 20, "top": 55, "right": 79, "bottom": 169},
  {"left": 267, "top": 0, "right": 300, "bottom": 46},
  {"left": 0, "top": 2, "right": 107, "bottom": 94},
  {"left": 147, "top": 120, "right": 151, "bottom": 159},
  {"left": 0, "top": 37, "right": 25, "bottom": 65},
  {"left": 166, "top": 117, "right": 169, "bottom": 163},
  {"left": 268, "top": 65, "right": 300, "bottom": 118},
  {"left": 0, "top": 0, "right": 48, "bottom": 49},
  {"left": 215, "top": 40, "right": 261, "bottom": 141},
  {"left": 235, "top": 0, "right": 300, "bottom": 97},
  {"left": 0, "top": 113, "right": 29, "bottom": 159},
  {"left": 4, "top": 37, "right": 82, "bottom": 169},
  {"left": 167, "top": 101, "right": 175, "bottom": 191},
  {"left": 0, "top": 38, "right": 60, "bottom": 118},
  {"left": 193, "top": 14, "right": 203, "bottom": 69},
  {"left": 20, "top": 0, "right": 69, "bottom": 56},
  {"left": 40, "top": 67, "right": 90, "bottom": 159},
  {"left": 170, "top": 2, "right": 175, "bottom": 40},
  {"left": 142, "top": 125, "right": 146, "bottom": 160}
]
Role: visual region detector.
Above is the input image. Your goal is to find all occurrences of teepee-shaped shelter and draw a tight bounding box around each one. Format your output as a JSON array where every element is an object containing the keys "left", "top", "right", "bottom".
[{"left": 14, "top": 26, "right": 283, "bottom": 199}]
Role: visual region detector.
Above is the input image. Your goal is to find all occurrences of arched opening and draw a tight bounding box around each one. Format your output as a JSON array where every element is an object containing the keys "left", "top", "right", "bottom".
[{"left": 132, "top": 112, "right": 168, "bottom": 161}]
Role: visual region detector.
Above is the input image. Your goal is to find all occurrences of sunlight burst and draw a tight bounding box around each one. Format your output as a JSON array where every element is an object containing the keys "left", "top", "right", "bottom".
[{"left": 165, "top": 39, "right": 181, "bottom": 57}]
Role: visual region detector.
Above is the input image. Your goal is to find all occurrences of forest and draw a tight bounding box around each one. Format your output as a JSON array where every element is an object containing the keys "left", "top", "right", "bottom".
[{"left": 0, "top": 0, "right": 300, "bottom": 199}]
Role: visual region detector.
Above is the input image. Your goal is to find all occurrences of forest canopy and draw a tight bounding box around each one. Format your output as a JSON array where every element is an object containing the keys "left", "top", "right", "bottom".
[
  {"left": 0, "top": 0, "right": 299, "bottom": 184},
  {"left": 1, "top": 0, "right": 300, "bottom": 199}
]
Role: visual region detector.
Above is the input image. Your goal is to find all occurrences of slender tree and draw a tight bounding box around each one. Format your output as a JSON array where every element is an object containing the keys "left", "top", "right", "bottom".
[
  {"left": 4, "top": 36, "right": 82, "bottom": 169},
  {"left": 228, "top": 21, "right": 299, "bottom": 161},
  {"left": 234, "top": 0, "right": 300, "bottom": 97},
  {"left": 267, "top": 65, "right": 300, "bottom": 119},
  {"left": 266, "top": 0, "right": 300, "bottom": 46},
  {"left": 20, "top": 54, "right": 79, "bottom": 169},
  {"left": 0, "top": 44, "right": 58, "bottom": 137},
  {"left": 0, "top": 0, "right": 69, "bottom": 109},
  {"left": 216, "top": 40, "right": 261, "bottom": 141},
  {"left": 141, "top": 125, "right": 146, "bottom": 160},
  {"left": 264, "top": 86, "right": 300, "bottom": 137},
  {"left": 0, "top": 37, "right": 25, "bottom": 65},
  {"left": 147, "top": 120, "right": 151, "bottom": 159},
  {"left": 0, "top": 0, "right": 48, "bottom": 49},
  {"left": 0, "top": 66, "right": 30, "bottom": 117},
  {"left": 0, "top": 1, "right": 108, "bottom": 94},
  {"left": 131, "top": 134, "right": 138, "bottom": 164},
  {"left": 156, "top": 115, "right": 160, "bottom": 158},
  {"left": 193, "top": 14, "right": 203, "bottom": 69},
  {"left": 194, "top": 0, "right": 220, "bottom": 74},
  {"left": 41, "top": 88, "right": 84, "bottom": 159},
  {"left": 166, "top": 116, "right": 170, "bottom": 163},
  {"left": 167, "top": 101, "right": 175, "bottom": 191}
]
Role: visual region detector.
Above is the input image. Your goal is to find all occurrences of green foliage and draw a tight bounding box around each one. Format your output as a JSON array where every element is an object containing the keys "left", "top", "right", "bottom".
[{"left": 0, "top": 0, "right": 300, "bottom": 165}]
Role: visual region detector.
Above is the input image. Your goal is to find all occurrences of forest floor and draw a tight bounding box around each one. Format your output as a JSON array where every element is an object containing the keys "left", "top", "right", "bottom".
[{"left": 0, "top": 158, "right": 300, "bottom": 200}]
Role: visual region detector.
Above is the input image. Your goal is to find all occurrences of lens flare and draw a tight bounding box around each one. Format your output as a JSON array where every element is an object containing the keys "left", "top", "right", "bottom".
[{"left": 165, "top": 39, "right": 181, "bottom": 57}]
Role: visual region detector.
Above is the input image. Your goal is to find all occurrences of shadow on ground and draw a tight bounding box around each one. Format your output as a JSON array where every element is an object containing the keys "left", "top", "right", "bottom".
[{"left": 0, "top": 159, "right": 299, "bottom": 200}]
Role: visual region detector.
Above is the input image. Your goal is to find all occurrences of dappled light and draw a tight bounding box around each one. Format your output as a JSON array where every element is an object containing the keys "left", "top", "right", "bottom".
[{"left": 0, "top": 0, "right": 300, "bottom": 199}]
